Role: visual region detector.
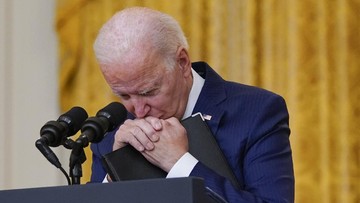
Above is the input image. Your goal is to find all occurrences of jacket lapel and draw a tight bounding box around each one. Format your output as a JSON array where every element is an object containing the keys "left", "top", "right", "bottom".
[{"left": 192, "top": 62, "right": 226, "bottom": 135}]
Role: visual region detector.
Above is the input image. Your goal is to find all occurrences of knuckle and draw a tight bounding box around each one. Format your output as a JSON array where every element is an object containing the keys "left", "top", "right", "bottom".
[
  {"left": 132, "top": 126, "right": 142, "bottom": 135},
  {"left": 128, "top": 137, "right": 138, "bottom": 146},
  {"left": 123, "top": 119, "right": 133, "bottom": 125}
]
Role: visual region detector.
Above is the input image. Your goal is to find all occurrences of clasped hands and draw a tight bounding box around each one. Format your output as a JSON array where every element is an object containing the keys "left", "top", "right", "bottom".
[{"left": 113, "top": 116, "right": 189, "bottom": 172}]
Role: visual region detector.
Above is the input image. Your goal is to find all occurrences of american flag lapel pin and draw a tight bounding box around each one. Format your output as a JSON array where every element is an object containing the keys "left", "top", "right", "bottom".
[
  {"left": 203, "top": 114, "right": 212, "bottom": 121},
  {"left": 191, "top": 112, "right": 212, "bottom": 121}
]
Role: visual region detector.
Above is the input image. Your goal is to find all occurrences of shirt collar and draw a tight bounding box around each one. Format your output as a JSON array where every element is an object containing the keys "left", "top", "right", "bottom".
[{"left": 182, "top": 68, "right": 205, "bottom": 119}]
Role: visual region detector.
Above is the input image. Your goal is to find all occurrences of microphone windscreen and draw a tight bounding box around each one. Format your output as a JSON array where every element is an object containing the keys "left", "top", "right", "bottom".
[
  {"left": 96, "top": 102, "right": 127, "bottom": 131},
  {"left": 58, "top": 106, "right": 88, "bottom": 135}
]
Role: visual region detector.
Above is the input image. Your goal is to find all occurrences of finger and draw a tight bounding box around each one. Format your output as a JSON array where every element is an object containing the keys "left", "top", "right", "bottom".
[
  {"left": 113, "top": 119, "right": 149, "bottom": 151},
  {"left": 144, "top": 116, "right": 163, "bottom": 131},
  {"left": 164, "top": 117, "right": 181, "bottom": 127},
  {"left": 130, "top": 125, "right": 155, "bottom": 150},
  {"left": 136, "top": 117, "right": 160, "bottom": 142},
  {"left": 112, "top": 121, "right": 131, "bottom": 150},
  {"left": 126, "top": 132, "right": 147, "bottom": 151},
  {"left": 162, "top": 117, "right": 182, "bottom": 128},
  {"left": 114, "top": 128, "right": 148, "bottom": 152}
]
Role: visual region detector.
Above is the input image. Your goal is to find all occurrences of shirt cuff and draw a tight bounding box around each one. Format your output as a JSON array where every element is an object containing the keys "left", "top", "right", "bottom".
[
  {"left": 166, "top": 152, "right": 198, "bottom": 178},
  {"left": 102, "top": 175, "right": 109, "bottom": 183}
]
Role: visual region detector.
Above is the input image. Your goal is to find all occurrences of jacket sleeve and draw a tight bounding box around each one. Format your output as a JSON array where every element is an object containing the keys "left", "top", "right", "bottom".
[
  {"left": 89, "top": 130, "right": 115, "bottom": 183},
  {"left": 190, "top": 95, "right": 294, "bottom": 203}
]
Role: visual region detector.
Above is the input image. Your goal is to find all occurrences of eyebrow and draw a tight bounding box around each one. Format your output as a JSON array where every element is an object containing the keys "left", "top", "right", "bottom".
[
  {"left": 112, "top": 66, "right": 167, "bottom": 97},
  {"left": 116, "top": 73, "right": 163, "bottom": 96},
  {"left": 137, "top": 81, "right": 161, "bottom": 95}
]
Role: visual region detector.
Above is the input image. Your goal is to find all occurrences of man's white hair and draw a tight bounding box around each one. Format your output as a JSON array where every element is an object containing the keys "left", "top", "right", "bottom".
[{"left": 93, "top": 7, "right": 189, "bottom": 68}]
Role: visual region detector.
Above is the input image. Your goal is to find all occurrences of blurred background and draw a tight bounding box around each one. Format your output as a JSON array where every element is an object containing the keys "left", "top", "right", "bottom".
[{"left": 0, "top": 0, "right": 359, "bottom": 202}]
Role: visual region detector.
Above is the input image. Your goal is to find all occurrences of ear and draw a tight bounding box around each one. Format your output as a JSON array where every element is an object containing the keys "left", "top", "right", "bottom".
[{"left": 176, "top": 47, "right": 192, "bottom": 77}]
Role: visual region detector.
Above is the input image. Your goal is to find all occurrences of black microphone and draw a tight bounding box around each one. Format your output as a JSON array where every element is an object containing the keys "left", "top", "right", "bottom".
[
  {"left": 75, "top": 102, "right": 127, "bottom": 148},
  {"left": 36, "top": 106, "right": 88, "bottom": 147},
  {"left": 35, "top": 106, "right": 88, "bottom": 168},
  {"left": 69, "top": 102, "right": 127, "bottom": 183}
]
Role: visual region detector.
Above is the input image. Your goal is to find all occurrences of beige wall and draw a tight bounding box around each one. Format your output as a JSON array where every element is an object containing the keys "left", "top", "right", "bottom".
[{"left": 0, "top": 0, "right": 68, "bottom": 189}]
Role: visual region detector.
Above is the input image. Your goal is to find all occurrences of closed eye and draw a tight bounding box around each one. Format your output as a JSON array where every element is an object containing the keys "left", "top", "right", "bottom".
[
  {"left": 139, "top": 89, "right": 157, "bottom": 97},
  {"left": 116, "top": 93, "right": 130, "bottom": 100}
]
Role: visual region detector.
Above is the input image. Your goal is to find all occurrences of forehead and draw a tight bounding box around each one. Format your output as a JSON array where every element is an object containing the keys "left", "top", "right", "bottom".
[{"left": 102, "top": 59, "right": 168, "bottom": 94}]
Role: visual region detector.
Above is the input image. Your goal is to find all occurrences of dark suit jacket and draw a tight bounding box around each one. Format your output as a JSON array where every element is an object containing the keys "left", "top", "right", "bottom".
[{"left": 90, "top": 62, "right": 294, "bottom": 203}]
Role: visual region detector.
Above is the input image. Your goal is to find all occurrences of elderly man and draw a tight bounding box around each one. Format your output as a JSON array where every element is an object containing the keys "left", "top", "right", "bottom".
[{"left": 90, "top": 7, "right": 294, "bottom": 203}]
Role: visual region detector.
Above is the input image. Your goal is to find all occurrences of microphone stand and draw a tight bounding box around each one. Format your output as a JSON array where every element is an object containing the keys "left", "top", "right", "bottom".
[
  {"left": 63, "top": 139, "right": 86, "bottom": 185},
  {"left": 69, "top": 140, "right": 87, "bottom": 185}
]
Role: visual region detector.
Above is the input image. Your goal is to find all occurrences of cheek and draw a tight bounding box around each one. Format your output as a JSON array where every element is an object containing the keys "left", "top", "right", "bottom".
[
  {"left": 149, "top": 95, "right": 172, "bottom": 109},
  {"left": 122, "top": 101, "right": 134, "bottom": 113}
]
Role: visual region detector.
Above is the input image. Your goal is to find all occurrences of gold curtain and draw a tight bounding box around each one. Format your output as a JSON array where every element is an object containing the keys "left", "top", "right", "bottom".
[{"left": 56, "top": 0, "right": 360, "bottom": 202}]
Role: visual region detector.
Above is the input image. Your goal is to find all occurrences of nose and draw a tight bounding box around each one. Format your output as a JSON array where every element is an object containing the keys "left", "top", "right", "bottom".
[{"left": 132, "top": 97, "right": 150, "bottom": 118}]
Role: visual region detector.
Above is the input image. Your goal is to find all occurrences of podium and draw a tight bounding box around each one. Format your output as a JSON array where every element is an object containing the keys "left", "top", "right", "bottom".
[{"left": 0, "top": 177, "right": 214, "bottom": 203}]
